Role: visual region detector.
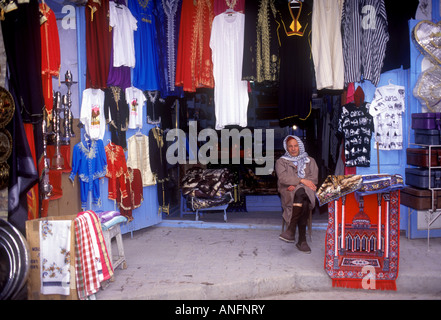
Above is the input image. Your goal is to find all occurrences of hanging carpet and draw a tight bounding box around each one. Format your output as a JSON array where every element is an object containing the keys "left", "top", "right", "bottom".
[{"left": 324, "top": 190, "right": 400, "bottom": 291}]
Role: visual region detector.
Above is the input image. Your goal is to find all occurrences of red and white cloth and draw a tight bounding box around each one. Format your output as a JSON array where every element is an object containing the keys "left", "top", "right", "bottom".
[{"left": 74, "top": 210, "right": 113, "bottom": 300}]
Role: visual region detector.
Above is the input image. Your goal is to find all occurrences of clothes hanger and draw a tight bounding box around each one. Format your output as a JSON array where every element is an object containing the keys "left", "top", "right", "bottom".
[
  {"left": 290, "top": 0, "right": 302, "bottom": 9},
  {"left": 224, "top": 0, "right": 236, "bottom": 15},
  {"left": 385, "top": 79, "right": 396, "bottom": 88},
  {"left": 225, "top": 7, "right": 235, "bottom": 15},
  {"left": 135, "top": 127, "right": 143, "bottom": 136}
]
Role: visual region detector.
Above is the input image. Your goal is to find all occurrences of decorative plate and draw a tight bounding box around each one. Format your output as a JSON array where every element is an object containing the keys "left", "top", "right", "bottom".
[
  {"left": 0, "top": 128, "right": 12, "bottom": 163},
  {"left": 0, "top": 86, "right": 15, "bottom": 128},
  {"left": 413, "top": 20, "right": 441, "bottom": 66},
  {"left": 413, "top": 65, "right": 441, "bottom": 112}
]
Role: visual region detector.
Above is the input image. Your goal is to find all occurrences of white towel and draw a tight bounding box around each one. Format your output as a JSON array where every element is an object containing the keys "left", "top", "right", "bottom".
[{"left": 40, "top": 220, "right": 72, "bottom": 295}]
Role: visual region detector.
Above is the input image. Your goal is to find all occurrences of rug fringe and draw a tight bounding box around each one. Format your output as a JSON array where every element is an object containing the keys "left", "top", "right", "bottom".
[{"left": 332, "top": 279, "right": 397, "bottom": 291}]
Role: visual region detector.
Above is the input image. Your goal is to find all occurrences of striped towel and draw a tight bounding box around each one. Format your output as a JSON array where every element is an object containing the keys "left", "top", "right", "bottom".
[
  {"left": 40, "top": 220, "right": 72, "bottom": 295},
  {"left": 74, "top": 211, "right": 113, "bottom": 300}
]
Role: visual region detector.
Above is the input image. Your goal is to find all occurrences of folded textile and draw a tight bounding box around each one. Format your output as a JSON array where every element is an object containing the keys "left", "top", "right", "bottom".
[
  {"left": 316, "top": 175, "right": 363, "bottom": 206},
  {"left": 101, "top": 215, "right": 128, "bottom": 231},
  {"left": 96, "top": 210, "right": 121, "bottom": 224},
  {"left": 40, "top": 220, "right": 72, "bottom": 295},
  {"left": 189, "top": 192, "right": 234, "bottom": 210},
  {"left": 181, "top": 168, "right": 234, "bottom": 199},
  {"left": 355, "top": 174, "right": 404, "bottom": 196}
]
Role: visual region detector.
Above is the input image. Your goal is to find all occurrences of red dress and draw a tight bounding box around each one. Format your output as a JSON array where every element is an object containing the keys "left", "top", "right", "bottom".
[
  {"left": 40, "top": 2, "right": 60, "bottom": 119},
  {"left": 117, "top": 167, "right": 143, "bottom": 222},
  {"left": 105, "top": 142, "right": 128, "bottom": 201},
  {"left": 175, "top": 0, "right": 214, "bottom": 92},
  {"left": 86, "top": 0, "right": 111, "bottom": 89}
]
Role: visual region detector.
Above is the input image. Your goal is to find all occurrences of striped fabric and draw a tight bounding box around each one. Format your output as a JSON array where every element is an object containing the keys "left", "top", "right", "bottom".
[
  {"left": 74, "top": 211, "right": 113, "bottom": 300},
  {"left": 342, "top": 0, "right": 389, "bottom": 86}
]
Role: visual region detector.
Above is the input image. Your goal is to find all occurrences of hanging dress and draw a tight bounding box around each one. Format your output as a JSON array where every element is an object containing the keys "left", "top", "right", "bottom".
[
  {"left": 155, "top": 0, "right": 183, "bottom": 98},
  {"left": 242, "top": 0, "right": 279, "bottom": 84},
  {"left": 341, "top": 0, "right": 388, "bottom": 86},
  {"left": 149, "top": 127, "right": 170, "bottom": 214},
  {"left": 311, "top": 0, "right": 344, "bottom": 90},
  {"left": 105, "top": 141, "right": 128, "bottom": 202},
  {"left": 104, "top": 86, "right": 129, "bottom": 150},
  {"left": 107, "top": 0, "right": 133, "bottom": 90},
  {"left": 276, "top": 0, "right": 313, "bottom": 128},
  {"left": 210, "top": 11, "right": 249, "bottom": 129},
  {"left": 40, "top": 2, "right": 61, "bottom": 119},
  {"left": 128, "top": 0, "right": 160, "bottom": 91},
  {"left": 85, "top": 0, "right": 111, "bottom": 89},
  {"left": 126, "top": 133, "right": 156, "bottom": 187},
  {"left": 69, "top": 139, "right": 107, "bottom": 209},
  {"left": 175, "top": 0, "right": 214, "bottom": 92}
]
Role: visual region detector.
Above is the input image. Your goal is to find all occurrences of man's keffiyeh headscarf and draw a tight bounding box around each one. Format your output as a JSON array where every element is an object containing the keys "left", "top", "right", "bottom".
[{"left": 281, "top": 135, "right": 310, "bottom": 178}]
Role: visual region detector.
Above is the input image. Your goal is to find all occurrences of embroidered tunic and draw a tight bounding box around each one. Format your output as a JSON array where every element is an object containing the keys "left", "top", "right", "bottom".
[
  {"left": 276, "top": 0, "right": 313, "bottom": 127},
  {"left": 105, "top": 142, "right": 128, "bottom": 201},
  {"left": 126, "top": 133, "right": 156, "bottom": 186},
  {"left": 104, "top": 86, "right": 129, "bottom": 149},
  {"left": 117, "top": 167, "right": 143, "bottom": 221},
  {"left": 69, "top": 139, "right": 107, "bottom": 209},
  {"left": 175, "top": 0, "right": 214, "bottom": 92},
  {"left": 155, "top": 0, "right": 184, "bottom": 98},
  {"left": 149, "top": 127, "right": 170, "bottom": 213},
  {"left": 242, "top": 0, "right": 279, "bottom": 83}
]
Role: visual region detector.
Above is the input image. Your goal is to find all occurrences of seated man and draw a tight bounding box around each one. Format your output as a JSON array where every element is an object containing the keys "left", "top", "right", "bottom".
[{"left": 275, "top": 135, "right": 318, "bottom": 253}]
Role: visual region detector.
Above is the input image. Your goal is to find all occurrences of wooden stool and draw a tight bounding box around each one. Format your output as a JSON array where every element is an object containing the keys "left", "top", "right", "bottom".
[{"left": 102, "top": 223, "right": 127, "bottom": 277}]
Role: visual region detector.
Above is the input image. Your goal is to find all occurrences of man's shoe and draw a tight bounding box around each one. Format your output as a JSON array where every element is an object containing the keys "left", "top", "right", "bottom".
[{"left": 296, "top": 241, "right": 311, "bottom": 254}]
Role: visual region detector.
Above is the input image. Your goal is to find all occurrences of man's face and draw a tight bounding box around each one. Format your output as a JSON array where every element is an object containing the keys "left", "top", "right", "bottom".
[{"left": 286, "top": 139, "right": 300, "bottom": 157}]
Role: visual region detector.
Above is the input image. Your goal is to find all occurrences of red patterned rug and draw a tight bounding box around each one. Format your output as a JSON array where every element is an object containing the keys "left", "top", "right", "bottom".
[{"left": 324, "top": 191, "right": 400, "bottom": 290}]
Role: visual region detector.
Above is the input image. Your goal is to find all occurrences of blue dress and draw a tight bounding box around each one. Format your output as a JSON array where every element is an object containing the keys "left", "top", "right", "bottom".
[
  {"left": 155, "top": 0, "right": 183, "bottom": 98},
  {"left": 69, "top": 139, "right": 107, "bottom": 209},
  {"left": 128, "top": 0, "right": 160, "bottom": 91}
]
